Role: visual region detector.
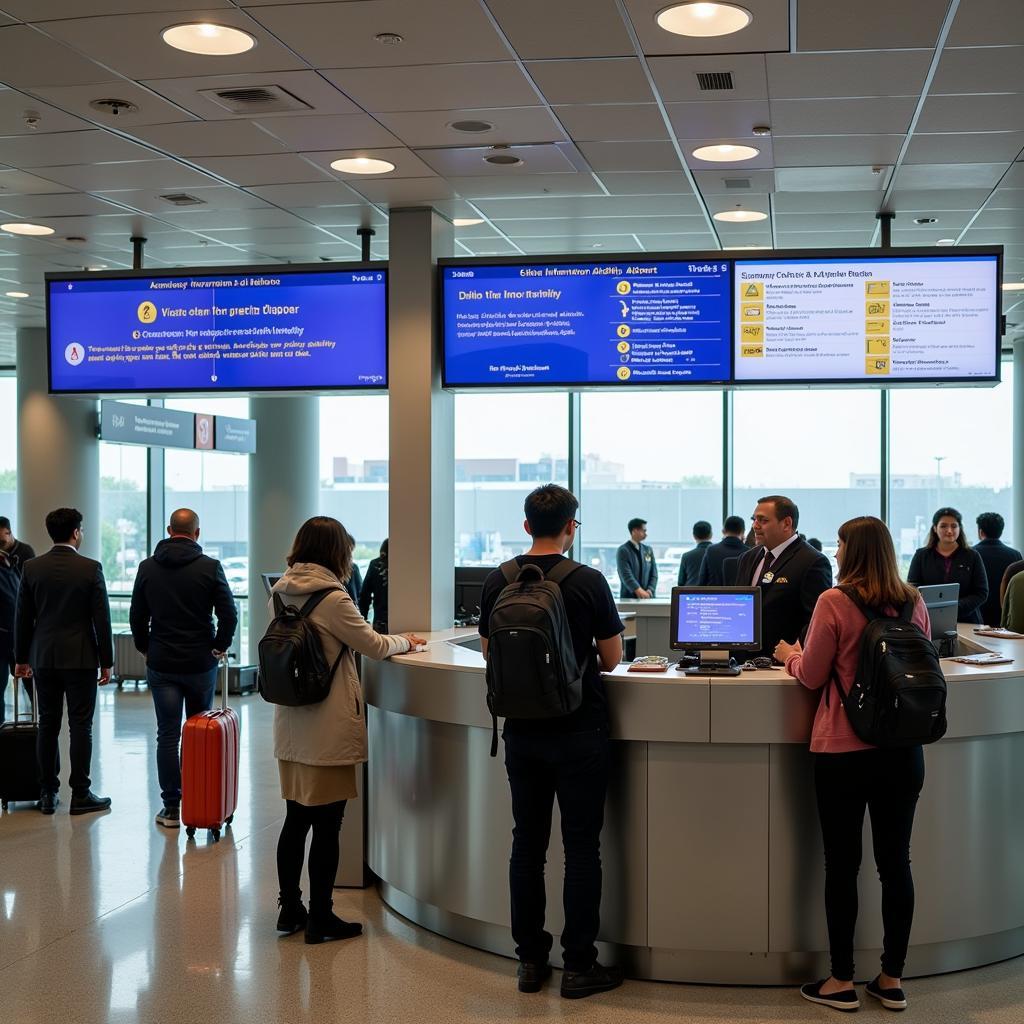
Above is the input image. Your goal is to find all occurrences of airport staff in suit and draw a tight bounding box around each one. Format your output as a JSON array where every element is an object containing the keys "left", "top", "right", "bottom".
[
  {"left": 616, "top": 518, "right": 658, "bottom": 599},
  {"left": 696, "top": 516, "right": 748, "bottom": 586},
  {"left": 13, "top": 507, "right": 114, "bottom": 816},
  {"left": 735, "top": 495, "right": 833, "bottom": 660},
  {"left": 677, "top": 521, "right": 713, "bottom": 586}
]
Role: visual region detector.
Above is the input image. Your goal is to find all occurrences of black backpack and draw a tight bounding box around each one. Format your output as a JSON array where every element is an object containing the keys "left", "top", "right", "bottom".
[
  {"left": 827, "top": 586, "right": 948, "bottom": 748},
  {"left": 258, "top": 589, "right": 346, "bottom": 707},
  {"left": 484, "top": 558, "right": 585, "bottom": 756}
]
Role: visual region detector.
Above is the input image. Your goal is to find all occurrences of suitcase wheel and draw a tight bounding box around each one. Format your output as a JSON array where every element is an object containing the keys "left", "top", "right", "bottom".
[
  {"left": 225, "top": 814, "right": 234, "bottom": 826},
  {"left": 1, "top": 800, "right": 7, "bottom": 811},
  {"left": 211, "top": 828, "right": 221, "bottom": 842},
  {"left": 186, "top": 826, "right": 196, "bottom": 838}
]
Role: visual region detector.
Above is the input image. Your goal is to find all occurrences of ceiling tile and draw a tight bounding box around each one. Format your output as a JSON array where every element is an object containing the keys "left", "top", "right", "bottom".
[
  {"left": 797, "top": 0, "right": 949, "bottom": 50},
  {"left": 0, "top": 193, "right": 125, "bottom": 218},
  {"left": 415, "top": 143, "right": 577, "bottom": 177},
  {"left": 773, "top": 135, "right": 904, "bottom": 167},
  {"left": 1002, "top": 165, "right": 1024, "bottom": 188},
  {"left": 254, "top": 114, "right": 401, "bottom": 152},
  {"left": 158, "top": 207, "right": 317, "bottom": 231},
  {"left": 894, "top": 163, "right": 1008, "bottom": 189},
  {"left": 889, "top": 187, "right": 993, "bottom": 210},
  {"left": 476, "top": 194, "right": 699, "bottom": 218},
  {"left": 1, "top": 1, "right": 234, "bottom": 16},
  {"left": 493, "top": 215, "right": 707, "bottom": 237},
  {"left": 488, "top": 0, "right": 632, "bottom": 58},
  {"left": 625, "top": 0, "right": 790, "bottom": 56},
  {"left": 374, "top": 107, "right": 564, "bottom": 149},
  {"left": 36, "top": 159, "right": 221, "bottom": 192},
  {"left": 917, "top": 95, "right": 1024, "bottom": 135},
  {"left": 775, "top": 229, "right": 873, "bottom": 246},
  {"left": 772, "top": 190, "right": 880, "bottom": 213},
  {"left": 0, "top": 168, "right": 74, "bottom": 195},
  {"left": 947, "top": 0, "right": 1024, "bottom": 45},
  {"left": 190, "top": 153, "right": 335, "bottom": 187},
  {"left": 770, "top": 97, "right": 917, "bottom": 136},
  {"left": 128, "top": 120, "right": 290, "bottom": 158},
  {"left": 506, "top": 234, "right": 644, "bottom": 253},
  {"left": 286, "top": 206, "right": 387, "bottom": 228},
  {"left": 649, "top": 54, "right": 769, "bottom": 102},
  {"left": 692, "top": 168, "right": 776, "bottom": 194},
  {"left": 27, "top": 80, "right": 198, "bottom": 128},
  {"left": 904, "top": 132, "right": 1024, "bottom": 164},
  {"left": 577, "top": 140, "right": 682, "bottom": 172},
  {"left": 526, "top": 58, "right": 653, "bottom": 105},
  {"left": 598, "top": 172, "right": 698, "bottom": 196},
  {"left": 246, "top": 182, "right": 373, "bottom": 207},
  {"left": 555, "top": 104, "right": 668, "bottom": 142},
  {"left": 776, "top": 211, "right": 885, "bottom": 232},
  {"left": 251, "top": 0, "right": 509, "bottom": 67},
  {"left": 0, "top": 90, "right": 93, "bottom": 135},
  {"left": 635, "top": 232, "right": 718, "bottom": 251},
  {"left": 346, "top": 178, "right": 457, "bottom": 205},
  {"left": 989, "top": 187, "right": 1024, "bottom": 209},
  {"left": 932, "top": 46, "right": 1024, "bottom": 95},
  {"left": 447, "top": 173, "right": 606, "bottom": 198},
  {"left": 774, "top": 165, "right": 891, "bottom": 191},
  {"left": 197, "top": 226, "right": 341, "bottom": 247},
  {"left": 970, "top": 208, "right": 1024, "bottom": 230},
  {"left": 0, "top": 129, "right": 154, "bottom": 168},
  {"left": 94, "top": 185, "right": 271, "bottom": 214},
  {"left": 0, "top": 25, "right": 111, "bottom": 88},
  {"left": 323, "top": 63, "right": 537, "bottom": 113},
  {"left": 766, "top": 50, "right": 931, "bottom": 99},
  {"left": 666, "top": 100, "right": 771, "bottom": 140}
]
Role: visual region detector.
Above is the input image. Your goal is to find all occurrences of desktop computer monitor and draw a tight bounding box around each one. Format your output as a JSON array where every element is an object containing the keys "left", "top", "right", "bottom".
[
  {"left": 918, "top": 583, "right": 959, "bottom": 644},
  {"left": 669, "top": 587, "right": 762, "bottom": 676},
  {"left": 261, "top": 572, "right": 284, "bottom": 598}
]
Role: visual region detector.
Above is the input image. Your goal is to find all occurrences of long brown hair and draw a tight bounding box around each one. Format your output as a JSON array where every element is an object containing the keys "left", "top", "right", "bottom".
[
  {"left": 287, "top": 516, "right": 354, "bottom": 583},
  {"left": 837, "top": 516, "right": 918, "bottom": 609}
]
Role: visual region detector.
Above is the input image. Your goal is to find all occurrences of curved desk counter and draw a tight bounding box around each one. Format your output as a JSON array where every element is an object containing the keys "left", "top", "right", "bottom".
[{"left": 363, "top": 627, "right": 1024, "bottom": 984}]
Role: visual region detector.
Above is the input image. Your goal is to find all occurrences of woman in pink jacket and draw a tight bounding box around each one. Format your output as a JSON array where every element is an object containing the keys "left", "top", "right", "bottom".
[{"left": 776, "top": 516, "right": 931, "bottom": 1014}]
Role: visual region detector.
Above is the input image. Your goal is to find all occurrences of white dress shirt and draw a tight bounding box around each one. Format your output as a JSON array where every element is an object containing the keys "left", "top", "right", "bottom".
[{"left": 751, "top": 533, "right": 801, "bottom": 585}]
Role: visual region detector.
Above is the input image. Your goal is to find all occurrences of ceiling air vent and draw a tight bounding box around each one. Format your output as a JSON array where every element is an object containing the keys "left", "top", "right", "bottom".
[
  {"left": 695, "top": 71, "right": 734, "bottom": 91},
  {"left": 159, "top": 193, "right": 205, "bottom": 207},
  {"left": 200, "top": 85, "right": 313, "bottom": 115},
  {"left": 724, "top": 178, "right": 752, "bottom": 189}
]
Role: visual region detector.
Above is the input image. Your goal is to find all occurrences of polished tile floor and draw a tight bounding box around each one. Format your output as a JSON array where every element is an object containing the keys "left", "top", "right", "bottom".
[{"left": 2, "top": 684, "right": 1023, "bottom": 1023}]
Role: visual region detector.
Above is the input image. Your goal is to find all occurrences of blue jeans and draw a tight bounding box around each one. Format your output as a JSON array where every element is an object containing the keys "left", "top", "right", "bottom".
[{"left": 149, "top": 667, "right": 217, "bottom": 806}]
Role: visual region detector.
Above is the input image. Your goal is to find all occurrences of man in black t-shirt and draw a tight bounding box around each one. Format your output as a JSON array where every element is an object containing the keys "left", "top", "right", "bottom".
[{"left": 479, "top": 484, "right": 624, "bottom": 1000}]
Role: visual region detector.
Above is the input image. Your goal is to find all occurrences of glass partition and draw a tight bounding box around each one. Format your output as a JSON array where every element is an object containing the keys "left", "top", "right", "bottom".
[{"left": 0, "top": 375, "right": 15, "bottom": 525}]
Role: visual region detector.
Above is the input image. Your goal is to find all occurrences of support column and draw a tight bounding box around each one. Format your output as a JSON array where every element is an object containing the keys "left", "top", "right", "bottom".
[
  {"left": 387, "top": 207, "right": 454, "bottom": 631},
  {"left": 248, "top": 396, "right": 319, "bottom": 645},
  {"left": 1014, "top": 340, "right": 1024, "bottom": 545},
  {"left": 16, "top": 327, "right": 99, "bottom": 559}
]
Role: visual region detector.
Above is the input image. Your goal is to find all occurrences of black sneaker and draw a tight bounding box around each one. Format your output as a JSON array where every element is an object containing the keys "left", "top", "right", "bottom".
[
  {"left": 276, "top": 896, "right": 308, "bottom": 935},
  {"left": 305, "top": 912, "right": 363, "bottom": 945},
  {"left": 69, "top": 792, "right": 112, "bottom": 815},
  {"left": 38, "top": 792, "right": 59, "bottom": 815},
  {"left": 560, "top": 962, "right": 623, "bottom": 1000},
  {"left": 866, "top": 976, "right": 907, "bottom": 1011},
  {"left": 800, "top": 980, "right": 860, "bottom": 1011},
  {"left": 517, "top": 961, "right": 552, "bottom": 993},
  {"left": 155, "top": 805, "right": 180, "bottom": 829}
]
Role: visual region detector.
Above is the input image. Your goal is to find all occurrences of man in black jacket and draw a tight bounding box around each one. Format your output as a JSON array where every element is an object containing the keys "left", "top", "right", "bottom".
[
  {"left": 975, "top": 512, "right": 1022, "bottom": 627},
  {"left": 130, "top": 508, "right": 237, "bottom": 828},
  {"left": 696, "top": 516, "right": 748, "bottom": 586},
  {"left": 0, "top": 515, "right": 36, "bottom": 568},
  {"left": 14, "top": 507, "right": 113, "bottom": 815},
  {"left": 677, "top": 521, "right": 713, "bottom": 586},
  {"left": 735, "top": 496, "right": 833, "bottom": 661}
]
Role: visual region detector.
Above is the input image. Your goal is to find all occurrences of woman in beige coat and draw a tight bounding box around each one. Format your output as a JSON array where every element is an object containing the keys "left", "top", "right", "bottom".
[{"left": 271, "top": 516, "right": 423, "bottom": 943}]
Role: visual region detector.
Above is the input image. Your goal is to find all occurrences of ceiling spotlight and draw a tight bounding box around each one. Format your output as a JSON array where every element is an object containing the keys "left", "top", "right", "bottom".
[
  {"left": 330, "top": 156, "right": 396, "bottom": 175},
  {"left": 484, "top": 147, "right": 523, "bottom": 166},
  {"left": 656, "top": 2, "right": 752, "bottom": 37},
  {"left": 751, "top": 125, "right": 772, "bottom": 137},
  {"left": 936, "top": 238, "right": 956, "bottom": 246},
  {"left": 1, "top": 222, "right": 54, "bottom": 236},
  {"left": 449, "top": 119, "right": 495, "bottom": 134},
  {"left": 161, "top": 23, "right": 257, "bottom": 56},
  {"left": 714, "top": 208, "right": 768, "bottom": 222},
  {"left": 5, "top": 290, "right": 29, "bottom": 298},
  {"left": 374, "top": 32, "right": 404, "bottom": 45},
  {"left": 914, "top": 216, "right": 937, "bottom": 225},
  {"left": 693, "top": 143, "right": 759, "bottom": 162},
  {"left": 453, "top": 218, "right": 485, "bottom": 227}
]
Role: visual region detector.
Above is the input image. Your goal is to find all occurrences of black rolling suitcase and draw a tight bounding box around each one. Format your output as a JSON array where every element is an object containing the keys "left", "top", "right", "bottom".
[{"left": 0, "top": 681, "right": 39, "bottom": 810}]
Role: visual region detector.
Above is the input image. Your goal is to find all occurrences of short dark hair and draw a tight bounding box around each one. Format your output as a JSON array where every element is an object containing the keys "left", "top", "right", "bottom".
[
  {"left": 525, "top": 484, "right": 578, "bottom": 539},
  {"left": 0, "top": 516, "right": 10, "bottom": 531},
  {"left": 45, "top": 507, "right": 82, "bottom": 543},
  {"left": 723, "top": 515, "right": 745, "bottom": 535},
  {"left": 807, "top": 537, "right": 823, "bottom": 552},
  {"left": 757, "top": 495, "right": 799, "bottom": 530},
  {"left": 693, "top": 520, "right": 713, "bottom": 541},
  {"left": 977, "top": 512, "right": 1005, "bottom": 539},
  {"left": 627, "top": 517, "right": 646, "bottom": 533},
  {"left": 287, "top": 515, "right": 355, "bottom": 583}
]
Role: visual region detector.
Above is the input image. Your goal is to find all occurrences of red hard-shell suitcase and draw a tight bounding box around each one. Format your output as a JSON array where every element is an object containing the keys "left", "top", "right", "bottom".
[
  {"left": 0, "top": 682, "right": 40, "bottom": 810},
  {"left": 181, "top": 658, "right": 239, "bottom": 841}
]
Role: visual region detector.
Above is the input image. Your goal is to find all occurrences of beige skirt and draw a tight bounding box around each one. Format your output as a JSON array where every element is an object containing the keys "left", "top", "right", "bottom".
[{"left": 278, "top": 760, "right": 358, "bottom": 806}]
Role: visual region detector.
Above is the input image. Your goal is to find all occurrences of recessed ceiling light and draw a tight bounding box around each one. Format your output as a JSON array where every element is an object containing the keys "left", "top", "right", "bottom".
[
  {"left": 161, "top": 23, "right": 256, "bottom": 56},
  {"left": 453, "top": 218, "right": 485, "bottom": 227},
  {"left": 714, "top": 209, "right": 768, "bottom": 222},
  {"left": 656, "top": 2, "right": 753, "bottom": 37},
  {"left": 449, "top": 119, "right": 494, "bottom": 134},
  {"left": 936, "top": 238, "right": 956, "bottom": 246},
  {"left": 374, "top": 32, "right": 404, "bottom": 45},
  {"left": 1003, "top": 282, "right": 1024, "bottom": 291},
  {"left": 1, "top": 222, "right": 54, "bottom": 236},
  {"left": 914, "top": 216, "right": 937, "bottom": 225},
  {"left": 5, "top": 290, "right": 29, "bottom": 298},
  {"left": 330, "top": 157, "right": 396, "bottom": 175},
  {"left": 692, "top": 143, "right": 759, "bottom": 162},
  {"left": 484, "top": 151, "right": 522, "bottom": 166}
]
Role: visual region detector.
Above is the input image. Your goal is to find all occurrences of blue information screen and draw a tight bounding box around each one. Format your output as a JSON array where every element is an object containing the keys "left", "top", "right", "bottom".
[
  {"left": 442, "top": 260, "right": 731, "bottom": 386},
  {"left": 676, "top": 592, "right": 755, "bottom": 645},
  {"left": 48, "top": 268, "right": 387, "bottom": 394}
]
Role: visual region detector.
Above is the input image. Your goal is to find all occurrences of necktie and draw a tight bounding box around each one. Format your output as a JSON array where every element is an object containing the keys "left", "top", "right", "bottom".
[{"left": 759, "top": 549, "right": 775, "bottom": 582}]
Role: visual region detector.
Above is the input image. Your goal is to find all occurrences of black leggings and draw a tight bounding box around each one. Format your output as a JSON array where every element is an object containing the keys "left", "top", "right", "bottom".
[
  {"left": 276, "top": 799, "right": 346, "bottom": 915},
  {"left": 815, "top": 747, "right": 925, "bottom": 981}
]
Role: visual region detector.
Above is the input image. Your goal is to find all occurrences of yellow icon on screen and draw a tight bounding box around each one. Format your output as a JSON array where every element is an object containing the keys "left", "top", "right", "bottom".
[
  {"left": 617, "top": 324, "right": 631, "bottom": 338},
  {"left": 865, "top": 280, "right": 891, "bottom": 296},
  {"left": 865, "top": 300, "right": 889, "bottom": 317},
  {"left": 741, "top": 323, "right": 764, "bottom": 342},
  {"left": 866, "top": 356, "right": 890, "bottom": 375},
  {"left": 743, "top": 282, "right": 764, "bottom": 299},
  {"left": 741, "top": 343, "right": 764, "bottom": 358},
  {"left": 617, "top": 366, "right": 631, "bottom": 380},
  {"left": 865, "top": 319, "right": 889, "bottom": 335},
  {"left": 137, "top": 301, "right": 157, "bottom": 323},
  {"left": 617, "top": 340, "right": 630, "bottom": 354},
  {"left": 866, "top": 336, "right": 890, "bottom": 354},
  {"left": 616, "top": 281, "right": 631, "bottom": 295},
  {"left": 741, "top": 303, "right": 763, "bottom": 320}
]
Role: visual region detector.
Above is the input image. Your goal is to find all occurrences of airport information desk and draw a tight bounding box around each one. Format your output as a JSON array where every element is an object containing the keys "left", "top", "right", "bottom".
[{"left": 363, "top": 621, "right": 1024, "bottom": 984}]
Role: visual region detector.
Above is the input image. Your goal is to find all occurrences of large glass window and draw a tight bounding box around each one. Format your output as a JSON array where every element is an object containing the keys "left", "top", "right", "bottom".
[
  {"left": 319, "top": 395, "right": 389, "bottom": 574},
  {"left": 889, "top": 370, "right": 1014, "bottom": 570},
  {"left": 580, "top": 391, "right": 723, "bottom": 590},
  {"left": 0, "top": 375, "right": 15, "bottom": 522},
  {"left": 99, "top": 439, "right": 148, "bottom": 596},
  {"left": 454, "top": 393, "right": 569, "bottom": 565}
]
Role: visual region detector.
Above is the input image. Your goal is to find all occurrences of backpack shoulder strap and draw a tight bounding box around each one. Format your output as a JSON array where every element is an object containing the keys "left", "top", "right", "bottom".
[
  {"left": 837, "top": 584, "right": 880, "bottom": 622},
  {"left": 299, "top": 587, "right": 339, "bottom": 617},
  {"left": 272, "top": 592, "right": 288, "bottom": 616},
  {"left": 899, "top": 599, "right": 916, "bottom": 623},
  {"left": 544, "top": 558, "right": 583, "bottom": 587},
  {"left": 499, "top": 558, "right": 521, "bottom": 585}
]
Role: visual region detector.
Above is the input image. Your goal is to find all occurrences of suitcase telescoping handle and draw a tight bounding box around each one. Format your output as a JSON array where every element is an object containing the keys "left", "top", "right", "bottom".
[
  {"left": 220, "top": 653, "right": 232, "bottom": 711},
  {"left": 12, "top": 674, "right": 38, "bottom": 725}
]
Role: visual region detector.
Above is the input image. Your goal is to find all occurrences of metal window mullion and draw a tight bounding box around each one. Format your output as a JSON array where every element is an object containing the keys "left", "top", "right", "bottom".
[
  {"left": 568, "top": 391, "right": 582, "bottom": 560},
  {"left": 880, "top": 389, "right": 891, "bottom": 527},
  {"left": 723, "top": 389, "right": 734, "bottom": 524}
]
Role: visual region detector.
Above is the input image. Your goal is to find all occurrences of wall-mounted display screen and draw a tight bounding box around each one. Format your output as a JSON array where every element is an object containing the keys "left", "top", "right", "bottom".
[
  {"left": 733, "top": 253, "right": 1000, "bottom": 384},
  {"left": 441, "top": 258, "right": 731, "bottom": 387},
  {"left": 47, "top": 264, "right": 387, "bottom": 394}
]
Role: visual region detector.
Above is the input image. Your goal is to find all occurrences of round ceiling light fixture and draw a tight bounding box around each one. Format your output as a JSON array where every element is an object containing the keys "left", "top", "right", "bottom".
[
  {"left": 374, "top": 32, "right": 404, "bottom": 45},
  {"left": 656, "top": 2, "right": 752, "bottom": 37},
  {"left": 5, "top": 290, "right": 29, "bottom": 298},
  {"left": 914, "top": 216, "right": 938, "bottom": 225},
  {"left": 161, "top": 23, "right": 256, "bottom": 56},
  {"left": 692, "top": 143, "right": 759, "bottom": 162},
  {"left": 936, "top": 238, "right": 956, "bottom": 246},
  {"left": 453, "top": 218, "right": 485, "bottom": 227},
  {"left": 484, "top": 148, "right": 523, "bottom": 166},
  {"left": 330, "top": 156, "right": 396, "bottom": 175},
  {"left": 1, "top": 221, "right": 54, "bottom": 236},
  {"left": 714, "top": 208, "right": 768, "bottom": 223},
  {"left": 449, "top": 119, "right": 495, "bottom": 134}
]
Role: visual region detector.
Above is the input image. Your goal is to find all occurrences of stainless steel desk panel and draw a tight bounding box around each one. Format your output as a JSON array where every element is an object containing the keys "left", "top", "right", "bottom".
[
  {"left": 943, "top": 673, "right": 1024, "bottom": 738},
  {"left": 711, "top": 676, "right": 817, "bottom": 743},
  {"left": 607, "top": 672, "right": 710, "bottom": 743}
]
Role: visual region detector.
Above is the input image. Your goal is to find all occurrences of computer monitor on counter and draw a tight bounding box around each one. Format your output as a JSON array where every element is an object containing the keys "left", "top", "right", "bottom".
[{"left": 670, "top": 587, "right": 762, "bottom": 676}]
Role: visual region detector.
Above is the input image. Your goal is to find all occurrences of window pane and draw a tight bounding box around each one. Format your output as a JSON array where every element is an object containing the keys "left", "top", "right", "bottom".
[
  {"left": 99, "top": 439, "right": 148, "bottom": 596},
  {"left": 455, "top": 393, "right": 569, "bottom": 565},
  {"left": 581, "top": 391, "right": 723, "bottom": 589},
  {"left": 0, "top": 376, "right": 15, "bottom": 524},
  {"left": 319, "top": 395, "right": 389, "bottom": 574},
  {"left": 889, "top": 370, "right": 1014, "bottom": 570},
  {"left": 733, "top": 389, "right": 882, "bottom": 564}
]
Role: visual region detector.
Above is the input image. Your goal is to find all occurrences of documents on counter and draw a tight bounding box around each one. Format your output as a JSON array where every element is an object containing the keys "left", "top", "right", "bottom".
[
  {"left": 949, "top": 652, "right": 1014, "bottom": 666},
  {"left": 974, "top": 627, "right": 1024, "bottom": 639},
  {"left": 627, "top": 656, "right": 670, "bottom": 673}
]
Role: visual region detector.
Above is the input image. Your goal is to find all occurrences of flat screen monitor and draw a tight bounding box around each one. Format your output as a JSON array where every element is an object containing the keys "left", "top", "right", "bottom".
[
  {"left": 918, "top": 583, "right": 960, "bottom": 641},
  {"left": 455, "top": 566, "right": 496, "bottom": 623},
  {"left": 733, "top": 248, "right": 1001, "bottom": 386},
  {"left": 261, "top": 572, "right": 284, "bottom": 598},
  {"left": 670, "top": 587, "right": 761, "bottom": 652},
  {"left": 46, "top": 263, "right": 388, "bottom": 394},
  {"left": 441, "top": 257, "right": 731, "bottom": 387}
]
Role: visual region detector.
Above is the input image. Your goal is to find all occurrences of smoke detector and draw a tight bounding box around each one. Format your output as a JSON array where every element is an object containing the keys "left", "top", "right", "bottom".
[{"left": 89, "top": 98, "right": 139, "bottom": 117}]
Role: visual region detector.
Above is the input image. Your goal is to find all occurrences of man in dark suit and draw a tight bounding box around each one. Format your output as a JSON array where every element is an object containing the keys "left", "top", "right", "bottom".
[
  {"left": 735, "top": 496, "right": 832, "bottom": 661},
  {"left": 696, "top": 516, "right": 748, "bottom": 586},
  {"left": 975, "top": 512, "right": 1022, "bottom": 627},
  {"left": 616, "top": 518, "right": 658, "bottom": 599},
  {"left": 14, "top": 507, "right": 114, "bottom": 816},
  {"left": 677, "top": 521, "right": 713, "bottom": 586}
]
